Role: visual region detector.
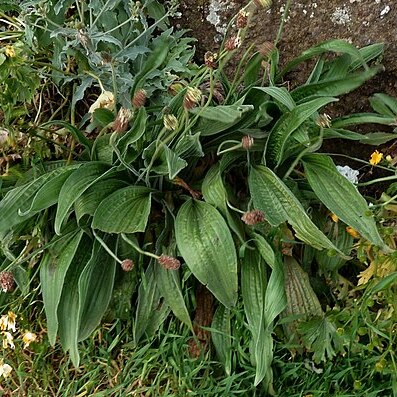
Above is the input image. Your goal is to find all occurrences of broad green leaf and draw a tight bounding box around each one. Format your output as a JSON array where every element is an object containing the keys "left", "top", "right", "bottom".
[
  {"left": 252, "top": 232, "right": 275, "bottom": 268},
  {"left": 211, "top": 305, "right": 232, "bottom": 375},
  {"left": 278, "top": 39, "right": 365, "bottom": 78},
  {"left": 57, "top": 235, "right": 92, "bottom": 366},
  {"left": 175, "top": 200, "right": 238, "bottom": 308},
  {"left": 12, "top": 265, "right": 29, "bottom": 296},
  {"left": 241, "top": 249, "right": 272, "bottom": 388},
  {"left": 202, "top": 165, "right": 227, "bottom": 212},
  {"left": 332, "top": 113, "right": 396, "bottom": 128},
  {"left": 0, "top": 167, "right": 75, "bottom": 233},
  {"left": 92, "top": 108, "right": 115, "bottom": 127},
  {"left": 118, "top": 107, "right": 147, "bottom": 154},
  {"left": 19, "top": 165, "right": 80, "bottom": 216},
  {"left": 302, "top": 154, "right": 387, "bottom": 249},
  {"left": 174, "top": 132, "right": 204, "bottom": 158},
  {"left": 164, "top": 145, "right": 188, "bottom": 179},
  {"left": 324, "top": 128, "right": 397, "bottom": 145},
  {"left": 40, "top": 229, "right": 84, "bottom": 346},
  {"left": 192, "top": 103, "right": 254, "bottom": 136},
  {"left": 78, "top": 238, "right": 117, "bottom": 341},
  {"left": 315, "top": 224, "right": 353, "bottom": 272},
  {"left": 202, "top": 165, "right": 245, "bottom": 243},
  {"left": 249, "top": 166, "right": 347, "bottom": 256},
  {"left": 265, "top": 97, "right": 337, "bottom": 168},
  {"left": 134, "top": 263, "right": 169, "bottom": 343},
  {"left": 366, "top": 272, "right": 397, "bottom": 296},
  {"left": 190, "top": 104, "right": 254, "bottom": 123},
  {"left": 255, "top": 86, "right": 296, "bottom": 111},
  {"left": 74, "top": 179, "right": 128, "bottom": 221},
  {"left": 41, "top": 120, "right": 91, "bottom": 153},
  {"left": 92, "top": 186, "right": 152, "bottom": 233},
  {"left": 244, "top": 52, "right": 263, "bottom": 87},
  {"left": 291, "top": 67, "right": 381, "bottom": 102},
  {"left": 154, "top": 264, "right": 192, "bottom": 329},
  {"left": 350, "top": 43, "right": 384, "bottom": 71},
  {"left": 55, "top": 162, "right": 112, "bottom": 235},
  {"left": 370, "top": 93, "right": 397, "bottom": 117}
]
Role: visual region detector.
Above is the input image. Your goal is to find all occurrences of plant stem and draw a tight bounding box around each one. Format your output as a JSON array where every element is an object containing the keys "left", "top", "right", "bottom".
[{"left": 274, "top": 0, "right": 293, "bottom": 47}]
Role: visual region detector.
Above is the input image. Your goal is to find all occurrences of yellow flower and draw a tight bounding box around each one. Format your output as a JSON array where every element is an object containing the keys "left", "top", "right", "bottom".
[
  {"left": 330, "top": 213, "right": 339, "bottom": 223},
  {"left": 7, "top": 311, "right": 16, "bottom": 332},
  {"left": 22, "top": 331, "right": 37, "bottom": 348},
  {"left": 0, "top": 315, "right": 8, "bottom": 331},
  {"left": 2, "top": 332, "right": 14, "bottom": 349},
  {"left": 369, "top": 150, "right": 383, "bottom": 165},
  {"left": 4, "top": 45, "right": 16, "bottom": 58},
  {"left": 0, "top": 360, "right": 12, "bottom": 378},
  {"left": 346, "top": 226, "right": 360, "bottom": 239}
]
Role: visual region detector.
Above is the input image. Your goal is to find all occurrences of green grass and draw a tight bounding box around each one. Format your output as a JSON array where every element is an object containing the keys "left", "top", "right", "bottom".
[{"left": 1, "top": 294, "right": 395, "bottom": 397}]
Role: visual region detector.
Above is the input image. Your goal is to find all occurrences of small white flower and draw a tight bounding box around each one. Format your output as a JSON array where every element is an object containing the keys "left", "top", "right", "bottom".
[
  {"left": 0, "top": 360, "right": 12, "bottom": 378},
  {"left": 336, "top": 165, "right": 359, "bottom": 184},
  {"left": 88, "top": 91, "right": 115, "bottom": 114}
]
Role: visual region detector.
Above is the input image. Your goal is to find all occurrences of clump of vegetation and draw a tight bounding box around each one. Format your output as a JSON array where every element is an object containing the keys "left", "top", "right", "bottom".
[{"left": 0, "top": 0, "right": 396, "bottom": 395}]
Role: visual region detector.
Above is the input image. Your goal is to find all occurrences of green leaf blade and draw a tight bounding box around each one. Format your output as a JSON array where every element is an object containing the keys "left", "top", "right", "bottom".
[
  {"left": 92, "top": 186, "right": 152, "bottom": 233},
  {"left": 175, "top": 200, "right": 238, "bottom": 308},
  {"left": 303, "top": 154, "right": 386, "bottom": 249}
]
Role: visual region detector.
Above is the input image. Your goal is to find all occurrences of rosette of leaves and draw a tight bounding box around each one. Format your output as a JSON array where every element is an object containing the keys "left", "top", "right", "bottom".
[{"left": 1, "top": 34, "right": 396, "bottom": 393}]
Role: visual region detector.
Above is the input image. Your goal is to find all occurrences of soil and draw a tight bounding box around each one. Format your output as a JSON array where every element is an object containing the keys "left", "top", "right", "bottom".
[{"left": 176, "top": 0, "right": 397, "bottom": 195}]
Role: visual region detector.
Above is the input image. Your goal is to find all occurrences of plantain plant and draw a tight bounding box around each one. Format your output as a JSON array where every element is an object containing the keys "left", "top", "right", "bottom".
[{"left": 1, "top": 0, "right": 397, "bottom": 393}]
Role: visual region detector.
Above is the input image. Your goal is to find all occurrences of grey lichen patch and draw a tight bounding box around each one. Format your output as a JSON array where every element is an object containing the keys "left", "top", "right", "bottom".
[
  {"left": 331, "top": 6, "right": 352, "bottom": 25},
  {"left": 206, "top": 0, "right": 235, "bottom": 34}
]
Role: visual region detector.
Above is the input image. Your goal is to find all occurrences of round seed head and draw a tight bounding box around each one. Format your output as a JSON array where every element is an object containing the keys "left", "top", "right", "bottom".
[
  {"left": 0, "top": 272, "right": 14, "bottom": 293},
  {"left": 121, "top": 259, "right": 134, "bottom": 272},
  {"left": 158, "top": 255, "right": 181, "bottom": 270},
  {"left": 241, "top": 209, "right": 265, "bottom": 225}
]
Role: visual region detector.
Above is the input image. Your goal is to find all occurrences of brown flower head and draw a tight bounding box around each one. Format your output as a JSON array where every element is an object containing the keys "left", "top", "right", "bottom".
[
  {"left": 242, "top": 135, "right": 254, "bottom": 149},
  {"left": 241, "top": 209, "right": 265, "bottom": 225},
  {"left": 132, "top": 89, "right": 147, "bottom": 108},
  {"left": 183, "top": 87, "right": 202, "bottom": 110},
  {"left": 121, "top": 259, "right": 134, "bottom": 272},
  {"left": 0, "top": 272, "right": 14, "bottom": 293},
  {"left": 236, "top": 10, "right": 249, "bottom": 28},
  {"left": 204, "top": 51, "right": 217, "bottom": 69},
  {"left": 158, "top": 255, "right": 181, "bottom": 270},
  {"left": 113, "top": 107, "right": 133, "bottom": 132},
  {"left": 224, "top": 36, "right": 242, "bottom": 51}
]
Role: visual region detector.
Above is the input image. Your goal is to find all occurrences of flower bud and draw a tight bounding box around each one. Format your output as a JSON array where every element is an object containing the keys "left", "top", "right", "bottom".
[
  {"left": 163, "top": 114, "right": 179, "bottom": 131},
  {"left": 132, "top": 89, "right": 147, "bottom": 108},
  {"left": 183, "top": 87, "right": 202, "bottom": 110}
]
